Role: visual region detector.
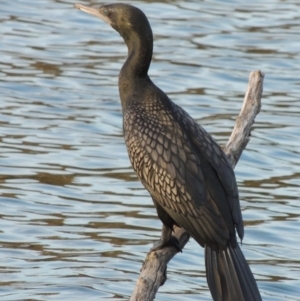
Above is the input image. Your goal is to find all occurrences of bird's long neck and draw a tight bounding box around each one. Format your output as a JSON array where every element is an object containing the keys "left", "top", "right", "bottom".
[{"left": 118, "top": 29, "right": 153, "bottom": 108}]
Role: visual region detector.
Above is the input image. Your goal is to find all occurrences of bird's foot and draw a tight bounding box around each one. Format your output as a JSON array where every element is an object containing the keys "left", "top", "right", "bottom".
[{"left": 150, "top": 236, "right": 182, "bottom": 253}]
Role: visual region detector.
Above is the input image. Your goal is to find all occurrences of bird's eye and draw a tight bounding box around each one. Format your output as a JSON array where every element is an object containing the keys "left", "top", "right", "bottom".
[{"left": 104, "top": 9, "right": 109, "bottom": 15}]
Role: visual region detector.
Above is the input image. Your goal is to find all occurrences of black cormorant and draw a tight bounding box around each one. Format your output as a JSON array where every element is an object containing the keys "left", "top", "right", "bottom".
[{"left": 75, "top": 3, "right": 262, "bottom": 301}]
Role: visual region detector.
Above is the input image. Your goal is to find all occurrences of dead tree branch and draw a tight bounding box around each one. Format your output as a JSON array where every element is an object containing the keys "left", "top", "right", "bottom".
[{"left": 129, "top": 70, "right": 264, "bottom": 301}]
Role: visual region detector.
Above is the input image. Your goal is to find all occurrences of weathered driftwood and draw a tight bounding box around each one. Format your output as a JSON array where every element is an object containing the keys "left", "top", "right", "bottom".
[
  {"left": 225, "top": 70, "right": 264, "bottom": 168},
  {"left": 129, "top": 70, "right": 264, "bottom": 301}
]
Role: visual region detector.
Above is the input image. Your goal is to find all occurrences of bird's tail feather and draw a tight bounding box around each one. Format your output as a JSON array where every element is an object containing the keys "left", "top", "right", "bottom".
[{"left": 205, "top": 243, "right": 262, "bottom": 301}]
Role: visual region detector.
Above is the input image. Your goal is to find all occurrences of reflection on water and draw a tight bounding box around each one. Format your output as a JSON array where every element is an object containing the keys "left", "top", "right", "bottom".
[{"left": 0, "top": 0, "right": 299, "bottom": 300}]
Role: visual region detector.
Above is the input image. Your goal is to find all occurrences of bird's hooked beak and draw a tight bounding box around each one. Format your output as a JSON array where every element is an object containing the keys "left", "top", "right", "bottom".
[{"left": 74, "top": 3, "right": 111, "bottom": 25}]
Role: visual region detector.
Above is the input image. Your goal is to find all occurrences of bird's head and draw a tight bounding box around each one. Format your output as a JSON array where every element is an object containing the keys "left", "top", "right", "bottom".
[{"left": 75, "top": 3, "right": 151, "bottom": 42}]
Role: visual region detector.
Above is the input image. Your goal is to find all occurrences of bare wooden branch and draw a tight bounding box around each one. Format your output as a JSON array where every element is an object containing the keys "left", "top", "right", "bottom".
[
  {"left": 129, "top": 227, "right": 190, "bottom": 301},
  {"left": 129, "top": 70, "right": 264, "bottom": 301},
  {"left": 225, "top": 70, "right": 264, "bottom": 167}
]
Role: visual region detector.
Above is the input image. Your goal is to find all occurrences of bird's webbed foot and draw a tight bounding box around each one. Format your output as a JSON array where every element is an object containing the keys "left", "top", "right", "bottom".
[
  {"left": 151, "top": 236, "right": 182, "bottom": 252},
  {"left": 150, "top": 225, "right": 182, "bottom": 252}
]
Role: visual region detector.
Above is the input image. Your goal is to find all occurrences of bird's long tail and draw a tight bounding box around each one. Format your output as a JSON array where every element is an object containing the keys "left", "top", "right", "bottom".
[{"left": 205, "top": 243, "right": 262, "bottom": 301}]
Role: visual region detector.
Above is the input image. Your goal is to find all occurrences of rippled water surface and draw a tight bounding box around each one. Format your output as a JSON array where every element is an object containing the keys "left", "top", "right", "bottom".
[{"left": 1, "top": 0, "right": 299, "bottom": 300}]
